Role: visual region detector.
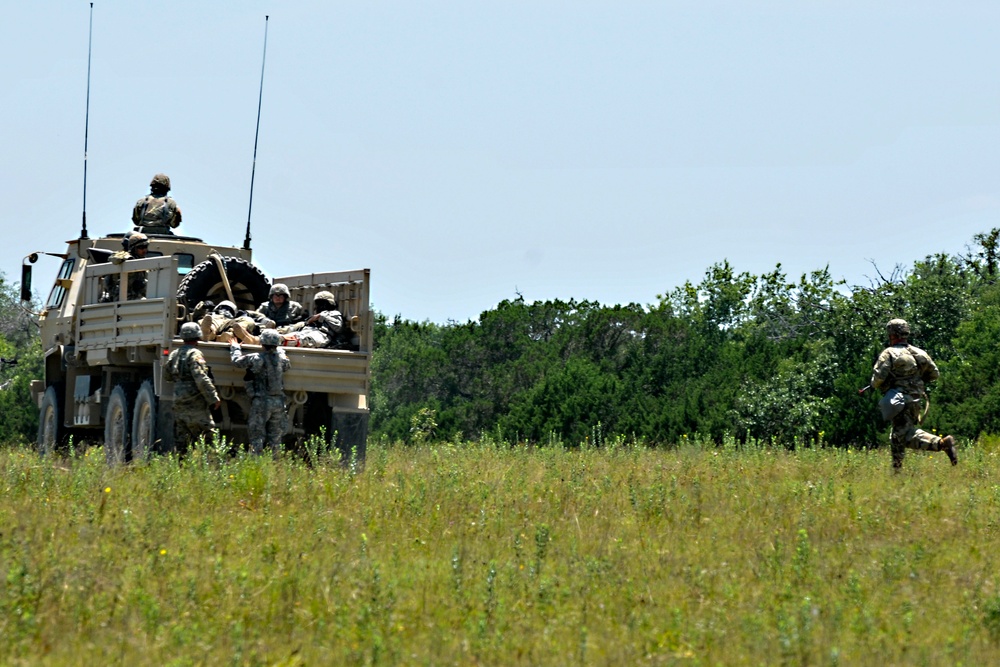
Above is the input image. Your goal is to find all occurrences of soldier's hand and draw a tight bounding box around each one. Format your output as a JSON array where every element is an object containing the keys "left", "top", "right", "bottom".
[
  {"left": 229, "top": 340, "right": 241, "bottom": 350},
  {"left": 212, "top": 400, "right": 222, "bottom": 410}
]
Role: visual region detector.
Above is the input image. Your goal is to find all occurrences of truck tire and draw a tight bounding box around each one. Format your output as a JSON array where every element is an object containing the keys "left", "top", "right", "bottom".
[
  {"left": 37, "top": 385, "right": 62, "bottom": 455},
  {"left": 131, "top": 381, "right": 157, "bottom": 461},
  {"left": 104, "top": 385, "right": 131, "bottom": 466},
  {"left": 177, "top": 257, "right": 270, "bottom": 314}
]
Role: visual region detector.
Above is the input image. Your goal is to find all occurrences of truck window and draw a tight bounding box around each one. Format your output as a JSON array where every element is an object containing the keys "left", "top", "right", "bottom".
[
  {"left": 44, "top": 258, "right": 76, "bottom": 309},
  {"left": 174, "top": 253, "right": 195, "bottom": 275}
]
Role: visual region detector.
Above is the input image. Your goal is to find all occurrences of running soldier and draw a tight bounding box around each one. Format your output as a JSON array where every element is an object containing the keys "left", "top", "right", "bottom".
[
  {"left": 133, "top": 173, "right": 182, "bottom": 233},
  {"left": 258, "top": 283, "right": 306, "bottom": 327},
  {"left": 230, "top": 329, "right": 291, "bottom": 455},
  {"left": 100, "top": 232, "right": 149, "bottom": 302},
  {"left": 871, "top": 318, "right": 957, "bottom": 470},
  {"left": 164, "top": 322, "right": 221, "bottom": 450}
]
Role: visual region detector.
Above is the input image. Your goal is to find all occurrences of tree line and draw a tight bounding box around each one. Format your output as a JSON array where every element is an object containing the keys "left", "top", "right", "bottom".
[
  {"left": 2, "top": 229, "right": 999, "bottom": 448},
  {"left": 370, "top": 229, "right": 1000, "bottom": 448}
]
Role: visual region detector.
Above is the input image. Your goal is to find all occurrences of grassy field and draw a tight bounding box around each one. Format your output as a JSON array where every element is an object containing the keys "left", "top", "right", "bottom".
[{"left": 2, "top": 436, "right": 999, "bottom": 666}]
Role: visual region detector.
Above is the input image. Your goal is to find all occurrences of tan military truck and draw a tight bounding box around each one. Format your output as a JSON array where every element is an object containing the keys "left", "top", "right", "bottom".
[{"left": 22, "top": 231, "right": 371, "bottom": 464}]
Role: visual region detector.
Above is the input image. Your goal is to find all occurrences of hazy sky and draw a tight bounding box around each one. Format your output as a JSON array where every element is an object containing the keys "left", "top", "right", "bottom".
[{"left": 3, "top": 2, "right": 999, "bottom": 323}]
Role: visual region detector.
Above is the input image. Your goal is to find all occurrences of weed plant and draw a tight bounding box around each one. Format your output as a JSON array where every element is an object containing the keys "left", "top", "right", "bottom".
[{"left": 1, "top": 438, "right": 999, "bottom": 665}]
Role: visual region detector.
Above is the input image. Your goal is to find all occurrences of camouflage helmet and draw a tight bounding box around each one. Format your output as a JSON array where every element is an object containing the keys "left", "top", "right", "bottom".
[
  {"left": 179, "top": 322, "right": 202, "bottom": 340},
  {"left": 128, "top": 232, "right": 149, "bottom": 251},
  {"left": 886, "top": 318, "right": 911, "bottom": 338},
  {"left": 150, "top": 173, "right": 171, "bottom": 191},
  {"left": 259, "top": 329, "right": 282, "bottom": 347},
  {"left": 313, "top": 290, "right": 337, "bottom": 311},
  {"left": 269, "top": 283, "right": 291, "bottom": 298},
  {"left": 215, "top": 300, "right": 237, "bottom": 316}
]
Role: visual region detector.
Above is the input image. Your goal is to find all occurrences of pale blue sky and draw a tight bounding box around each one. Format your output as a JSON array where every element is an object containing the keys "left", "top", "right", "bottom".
[{"left": 3, "top": 2, "right": 999, "bottom": 323}]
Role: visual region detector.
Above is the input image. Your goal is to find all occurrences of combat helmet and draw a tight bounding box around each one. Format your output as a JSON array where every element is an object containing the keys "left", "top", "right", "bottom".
[
  {"left": 886, "top": 318, "right": 911, "bottom": 338},
  {"left": 150, "top": 173, "right": 171, "bottom": 192},
  {"left": 259, "top": 329, "right": 282, "bottom": 347},
  {"left": 128, "top": 232, "right": 149, "bottom": 251},
  {"left": 215, "top": 300, "right": 237, "bottom": 317},
  {"left": 269, "top": 283, "right": 291, "bottom": 298},
  {"left": 313, "top": 290, "right": 337, "bottom": 312},
  {"left": 179, "top": 322, "right": 202, "bottom": 340}
]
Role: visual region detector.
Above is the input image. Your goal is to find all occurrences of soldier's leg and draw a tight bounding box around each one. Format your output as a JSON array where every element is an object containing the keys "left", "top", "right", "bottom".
[
  {"left": 890, "top": 412, "right": 913, "bottom": 469},
  {"left": 247, "top": 399, "right": 267, "bottom": 455},
  {"left": 265, "top": 399, "right": 288, "bottom": 455}
]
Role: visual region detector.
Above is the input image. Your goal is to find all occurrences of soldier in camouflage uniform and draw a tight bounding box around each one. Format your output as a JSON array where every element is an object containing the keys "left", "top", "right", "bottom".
[
  {"left": 257, "top": 283, "right": 306, "bottom": 327},
  {"left": 279, "top": 291, "right": 346, "bottom": 348},
  {"left": 164, "top": 322, "right": 221, "bottom": 450},
  {"left": 100, "top": 232, "right": 149, "bottom": 302},
  {"left": 133, "top": 173, "right": 182, "bottom": 233},
  {"left": 230, "top": 329, "right": 291, "bottom": 455},
  {"left": 871, "top": 318, "right": 957, "bottom": 470},
  {"left": 199, "top": 300, "right": 275, "bottom": 343}
]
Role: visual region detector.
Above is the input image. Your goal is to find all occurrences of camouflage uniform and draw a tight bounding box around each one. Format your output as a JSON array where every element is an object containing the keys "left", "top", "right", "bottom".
[
  {"left": 258, "top": 298, "right": 307, "bottom": 327},
  {"left": 200, "top": 303, "right": 273, "bottom": 343},
  {"left": 133, "top": 174, "right": 181, "bottom": 233},
  {"left": 871, "top": 319, "right": 950, "bottom": 468},
  {"left": 99, "top": 250, "right": 147, "bottom": 302},
  {"left": 164, "top": 343, "right": 220, "bottom": 448},
  {"left": 230, "top": 343, "right": 290, "bottom": 454},
  {"left": 281, "top": 309, "right": 344, "bottom": 348}
]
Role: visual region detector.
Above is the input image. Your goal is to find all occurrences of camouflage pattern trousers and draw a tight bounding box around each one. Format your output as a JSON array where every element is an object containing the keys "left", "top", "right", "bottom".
[
  {"left": 248, "top": 395, "right": 288, "bottom": 455},
  {"left": 890, "top": 400, "right": 941, "bottom": 468},
  {"left": 174, "top": 396, "right": 217, "bottom": 451}
]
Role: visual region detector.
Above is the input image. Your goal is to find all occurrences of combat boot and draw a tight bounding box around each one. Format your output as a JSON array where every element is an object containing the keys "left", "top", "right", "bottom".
[
  {"left": 939, "top": 435, "right": 958, "bottom": 466},
  {"left": 200, "top": 314, "right": 215, "bottom": 341},
  {"left": 216, "top": 331, "right": 235, "bottom": 343},
  {"left": 231, "top": 322, "right": 260, "bottom": 345}
]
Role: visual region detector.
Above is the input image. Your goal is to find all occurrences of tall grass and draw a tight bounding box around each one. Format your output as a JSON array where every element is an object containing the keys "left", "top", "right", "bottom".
[{"left": 1, "top": 438, "right": 999, "bottom": 665}]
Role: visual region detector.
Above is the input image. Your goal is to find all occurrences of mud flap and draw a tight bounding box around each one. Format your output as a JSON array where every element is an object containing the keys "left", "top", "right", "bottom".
[
  {"left": 157, "top": 397, "right": 176, "bottom": 453},
  {"left": 332, "top": 411, "right": 368, "bottom": 468}
]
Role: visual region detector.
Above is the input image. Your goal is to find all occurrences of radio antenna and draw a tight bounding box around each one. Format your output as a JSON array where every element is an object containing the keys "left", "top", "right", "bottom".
[
  {"left": 80, "top": 2, "right": 94, "bottom": 240},
  {"left": 244, "top": 15, "right": 269, "bottom": 251}
]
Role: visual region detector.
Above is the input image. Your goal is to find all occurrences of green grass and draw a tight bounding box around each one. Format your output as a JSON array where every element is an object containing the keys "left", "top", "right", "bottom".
[{"left": 2, "top": 437, "right": 999, "bottom": 665}]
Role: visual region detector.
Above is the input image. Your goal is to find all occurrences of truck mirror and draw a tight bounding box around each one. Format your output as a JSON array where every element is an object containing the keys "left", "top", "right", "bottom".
[{"left": 20, "top": 263, "right": 31, "bottom": 303}]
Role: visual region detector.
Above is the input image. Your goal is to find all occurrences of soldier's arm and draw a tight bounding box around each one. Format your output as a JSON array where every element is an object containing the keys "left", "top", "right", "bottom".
[
  {"left": 191, "top": 355, "right": 221, "bottom": 404},
  {"left": 917, "top": 350, "right": 941, "bottom": 383},
  {"left": 230, "top": 347, "right": 258, "bottom": 370},
  {"left": 171, "top": 201, "right": 182, "bottom": 228},
  {"left": 870, "top": 349, "right": 892, "bottom": 390}
]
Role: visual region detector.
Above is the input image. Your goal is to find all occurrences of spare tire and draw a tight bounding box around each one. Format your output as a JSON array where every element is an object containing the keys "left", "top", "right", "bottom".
[{"left": 177, "top": 256, "right": 270, "bottom": 315}]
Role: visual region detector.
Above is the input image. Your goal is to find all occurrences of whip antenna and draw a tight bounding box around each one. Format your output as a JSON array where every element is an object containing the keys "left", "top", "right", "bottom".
[
  {"left": 244, "top": 15, "right": 269, "bottom": 250},
  {"left": 81, "top": 2, "right": 94, "bottom": 240}
]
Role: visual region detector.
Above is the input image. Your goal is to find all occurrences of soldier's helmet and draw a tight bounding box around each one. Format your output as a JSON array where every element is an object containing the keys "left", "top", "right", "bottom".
[
  {"left": 128, "top": 232, "right": 149, "bottom": 251},
  {"left": 179, "top": 322, "right": 202, "bottom": 340},
  {"left": 886, "top": 318, "right": 911, "bottom": 338},
  {"left": 269, "top": 283, "right": 291, "bottom": 299},
  {"left": 215, "top": 300, "right": 237, "bottom": 316},
  {"left": 150, "top": 173, "right": 171, "bottom": 192},
  {"left": 259, "top": 329, "right": 282, "bottom": 347},
  {"left": 313, "top": 291, "right": 338, "bottom": 312}
]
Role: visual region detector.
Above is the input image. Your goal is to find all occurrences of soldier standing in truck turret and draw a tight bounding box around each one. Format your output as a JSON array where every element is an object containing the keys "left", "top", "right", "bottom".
[
  {"left": 133, "top": 173, "right": 182, "bottom": 233},
  {"left": 164, "top": 322, "right": 221, "bottom": 450},
  {"left": 230, "top": 329, "right": 290, "bottom": 455}
]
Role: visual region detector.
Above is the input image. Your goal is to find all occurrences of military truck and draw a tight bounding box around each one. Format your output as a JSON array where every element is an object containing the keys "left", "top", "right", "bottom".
[{"left": 22, "top": 231, "right": 371, "bottom": 464}]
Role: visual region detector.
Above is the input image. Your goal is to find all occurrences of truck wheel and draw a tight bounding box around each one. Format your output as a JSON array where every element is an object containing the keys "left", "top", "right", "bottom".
[
  {"left": 131, "top": 381, "right": 157, "bottom": 461},
  {"left": 37, "top": 386, "right": 62, "bottom": 455},
  {"left": 104, "top": 385, "right": 131, "bottom": 466},
  {"left": 176, "top": 257, "right": 270, "bottom": 314}
]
